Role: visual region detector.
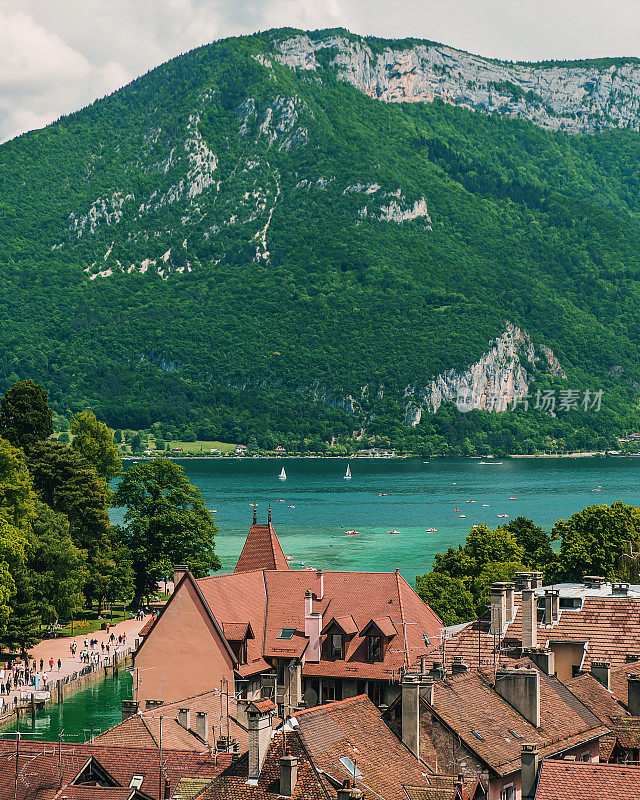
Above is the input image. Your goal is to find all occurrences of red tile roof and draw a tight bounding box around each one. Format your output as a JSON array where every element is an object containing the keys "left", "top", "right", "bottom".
[
  {"left": 423, "top": 667, "right": 608, "bottom": 777},
  {"left": 138, "top": 617, "right": 155, "bottom": 637},
  {"left": 234, "top": 522, "right": 289, "bottom": 574},
  {"left": 294, "top": 695, "right": 431, "bottom": 800},
  {"left": 429, "top": 596, "right": 640, "bottom": 673},
  {"left": 534, "top": 759, "right": 640, "bottom": 800},
  {"left": 565, "top": 673, "right": 627, "bottom": 725},
  {"left": 202, "top": 731, "right": 328, "bottom": 800},
  {"left": 195, "top": 569, "right": 443, "bottom": 683}
]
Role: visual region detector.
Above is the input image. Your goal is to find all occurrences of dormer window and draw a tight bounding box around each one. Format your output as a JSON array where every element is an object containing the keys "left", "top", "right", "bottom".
[
  {"left": 331, "top": 634, "right": 344, "bottom": 659},
  {"left": 367, "top": 635, "right": 383, "bottom": 662}
]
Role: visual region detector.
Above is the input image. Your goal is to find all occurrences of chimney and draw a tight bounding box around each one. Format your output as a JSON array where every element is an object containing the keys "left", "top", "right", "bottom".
[
  {"left": 452, "top": 656, "right": 469, "bottom": 675},
  {"left": 121, "top": 700, "right": 139, "bottom": 721},
  {"left": 613, "top": 582, "right": 629, "bottom": 595},
  {"left": 248, "top": 704, "right": 274, "bottom": 780},
  {"left": 628, "top": 674, "right": 640, "bottom": 715},
  {"left": 583, "top": 575, "right": 606, "bottom": 589},
  {"left": 195, "top": 711, "right": 209, "bottom": 742},
  {"left": 337, "top": 784, "right": 364, "bottom": 800},
  {"left": 280, "top": 751, "right": 298, "bottom": 797},
  {"left": 530, "top": 571, "right": 543, "bottom": 589},
  {"left": 490, "top": 583, "right": 508, "bottom": 635},
  {"left": 544, "top": 590, "right": 559, "bottom": 625},
  {"left": 590, "top": 661, "right": 611, "bottom": 691},
  {"left": 316, "top": 569, "right": 324, "bottom": 601},
  {"left": 419, "top": 675, "right": 434, "bottom": 704},
  {"left": 514, "top": 572, "right": 533, "bottom": 591},
  {"left": 429, "top": 661, "right": 445, "bottom": 680},
  {"left": 522, "top": 589, "right": 537, "bottom": 650},
  {"left": 505, "top": 582, "right": 515, "bottom": 622},
  {"left": 305, "top": 589, "right": 313, "bottom": 618},
  {"left": 401, "top": 674, "right": 420, "bottom": 758},
  {"left": 524, "top": 648, "right": 554, "bottom": 677},
  {"left": 495, "top": 667, "right": 540, "bottom": 728},
  {"left": 177, "top": 707, "right": 191, "bottom": 730},
  {"left": 173, "top": 565, "right": 188, "bottom": 588},
  {"left": 164, "top": 779, "right": 171, "bottom": 800},
  {"left": 305, "top": 605, "right": 322, "bottom": 663},
  {"left": 235, "top": 698, "right": 249, "bottom": 726},
  {"left": 420, "top": 656, "right": 427, "bottom": 675},
  {"left": 521, "top": 743, "right": 540, "bottom": 800}
]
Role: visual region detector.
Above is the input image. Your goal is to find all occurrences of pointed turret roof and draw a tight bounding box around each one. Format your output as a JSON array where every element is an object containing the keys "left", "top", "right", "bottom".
[{"left": 234, "top": 507, "right": 290, "bottom": 573}]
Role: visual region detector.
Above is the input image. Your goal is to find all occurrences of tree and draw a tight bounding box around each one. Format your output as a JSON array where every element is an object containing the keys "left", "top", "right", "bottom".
[
  {"left": 0, "top": 380, "right": 53, "bottom": 452},
  {"left": 504, "top": 516, "right": 555, "bottom": 570},
  {"left": 0, "top": 436, "right": 36, "bottom": 529},
  {"left": 551, "top": 502, "right": 640, "bottom": 582},
  {"left": 1, "top": 561, "right": 41, "bottom": 657},
  {"left": 415, "top": 572, "right": 475, "bottom": 626},
  {"left": 114, "top": 458, "right": 221, "bottom": 604},
  {"left": 70, "top": 411, "right": 122, "bottom": 481}
]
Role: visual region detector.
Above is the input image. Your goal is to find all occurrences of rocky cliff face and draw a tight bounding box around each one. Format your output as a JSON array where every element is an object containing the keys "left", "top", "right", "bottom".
[
  {"left": 276, "top": 34, "right": 640, "bottom": 134},
  {"left": 402, "top": 322, "right": 565, "bottom": 425}
]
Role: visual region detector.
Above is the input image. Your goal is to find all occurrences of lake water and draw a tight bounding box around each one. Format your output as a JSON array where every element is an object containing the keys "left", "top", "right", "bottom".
[{"left": 115, "top": 456, "right": 640, "bottom": 583}]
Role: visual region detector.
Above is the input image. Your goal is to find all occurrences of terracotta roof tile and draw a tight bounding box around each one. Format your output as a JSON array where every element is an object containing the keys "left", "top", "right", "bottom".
[
  {"left": 234, "top": 523, "right": 289, "bottom": 574},
  {"left": 294, "top": 695, "right": 430, "bottom": 800},
  {"left": 138, "top": 618, "right": 155, "bottom": 637},
  {"left": 535, "top": 759, "right": 640, "bottom": 800},
  {"left": 565, "top": 673, "right": 627, "bottom": 725}
]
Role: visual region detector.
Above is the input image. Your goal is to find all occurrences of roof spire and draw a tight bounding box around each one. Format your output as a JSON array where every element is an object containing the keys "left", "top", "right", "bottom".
[
  {"left": 253, "top": 507, "right": 257, "bottom": 525},
  {"left": 268, "top": 504, "right": 272, "bottom": 524}
]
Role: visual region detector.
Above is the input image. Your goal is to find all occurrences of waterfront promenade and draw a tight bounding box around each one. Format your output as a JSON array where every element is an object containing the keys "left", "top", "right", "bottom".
[{"left": 1, "top": 615, "right": 150, "bottom": 718}]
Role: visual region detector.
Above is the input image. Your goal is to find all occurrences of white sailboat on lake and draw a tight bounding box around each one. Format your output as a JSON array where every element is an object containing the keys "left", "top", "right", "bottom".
[
  {"left": 279, "top": 466, "right": 287, "bottom": 481},
  {"left": 344, "top": 463, "right": 352, "bottom": 480}
]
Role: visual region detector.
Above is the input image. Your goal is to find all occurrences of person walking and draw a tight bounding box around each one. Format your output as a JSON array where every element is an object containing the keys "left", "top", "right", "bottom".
[
  {"left": 39, "top": 658, "right": 44, "bottom": 672},
  {"left": 57, "top": 658, "right": 61, "bottom": 671},
  {"left": 49, "top": 658, "right": 54, "bottom": 671}
]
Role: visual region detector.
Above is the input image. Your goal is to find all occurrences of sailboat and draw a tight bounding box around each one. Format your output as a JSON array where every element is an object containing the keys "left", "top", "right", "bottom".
[
  {"left": 344, "top": 463, "right": 352, "bottom": 480},
  {"left": 279, "top": 467, "right": 287, "bottom": 481}
]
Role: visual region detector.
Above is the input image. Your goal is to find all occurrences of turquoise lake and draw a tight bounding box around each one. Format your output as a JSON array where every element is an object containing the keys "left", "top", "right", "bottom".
[{"left": 123, "top": 455, "right": 640, "bottom": 582}]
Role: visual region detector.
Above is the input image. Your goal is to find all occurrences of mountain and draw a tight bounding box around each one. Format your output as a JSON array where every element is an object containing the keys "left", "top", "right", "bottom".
[{"left": 2, "top": 28, "right": 640, "bottom": 455}]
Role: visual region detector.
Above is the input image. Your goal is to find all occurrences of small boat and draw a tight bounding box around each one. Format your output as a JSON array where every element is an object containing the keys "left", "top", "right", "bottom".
[
  {"left": 482, "top": 504, "right": 490, "bottom": 507},
  {"left": 279, "top": 467, "right": 287, "bottom": 481},
  {"left": 459, "top": 514, "right": 466, "bottom": 518},
  {"left": 344, "top": 464, "right": 352, "bottom": 480},
  {"left": 426, "top": 528, "right": 437, "bottom": 533},
  {"left": 379, "top": 493, "right": 388, "bottom": 496},
  {"left": 387, "top": 529, "right": 400, "bottom": 535},
  {"left": 288, "top": 505, "right": 296, "bottom": 509},
  {"left": 454, "top": 507, "right": 460, "bottom": 512},
  {"left": 478, "top": 461, "right": 503, "bottom": 465},
  {"left": 422, "top": 461, "right": 429, "bottom": 464},
  {"left": 285, "top": 556, "right": 294, "bottom": 561},
  {"left": 497, "top": 513, "right": 509, "bottom": 518},
  {"left": 592, "top": 488, "right": 601, "bottom": 492},
  {"left": 509, "top": 497, "right": 517, "bottom": 500},
  {"left": 211, "top": 510, "right": 217, "bottom": 513},
  {"left": 472, "top": 524, "right": 479, "bottom": 528},
  {"left": 277, "top": 499, "right": 285, "bottom": 502},
  {"left": 345, "top": 529, "right": 360, "bottom": 535}
]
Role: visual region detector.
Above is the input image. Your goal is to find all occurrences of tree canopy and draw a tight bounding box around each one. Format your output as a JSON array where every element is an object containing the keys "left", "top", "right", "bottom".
[{"left": 70, "top": 410, "right": 122, "bottom": 481}]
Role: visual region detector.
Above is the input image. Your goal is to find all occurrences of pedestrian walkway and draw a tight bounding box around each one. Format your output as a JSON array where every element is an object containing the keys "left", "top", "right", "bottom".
[{"left": 0, "top": 615, "right": 149, "bottom": 716}]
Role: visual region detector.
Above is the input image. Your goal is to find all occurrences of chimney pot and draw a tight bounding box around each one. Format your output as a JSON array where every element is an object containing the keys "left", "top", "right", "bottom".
[
  {"left": 401, "top": 674, "right": 420, "bottom": 758},
  {"left": 316, "top": 569, "right": 324, "bottom": 600},
  {"left": 248, "top": 704, "right": 274, "bottom": 779},
  {"left": 521, "top": 743, "right": 539, "bottom": 800},
  {"left": 495, "top": 668, "right": 540, "bottom": 728},
  {"left": 305, "top": 611, "right": 322, "bottom": 663},
  {"left": 544, "top": 589, "right": 560, "bottom": 625},
  {"left": 177, "top": 707, "right": 191, "bottom": 730},
  {"left": 522, "top": 589, "right": 538, "bottom": 650},
  {"left": 590, "top": 661, "right": 611, "bottom": 691},
  {"left": 491, "top": 583, "right": 508, "bottom": 635},
  {"left": 121, "top": 700, "right": 139, "bottom": 722},
  {"left": 195, "top": 711, "right": 209, "bottom": 742},
  {"left": 280, "top": 752, "right": 298, "bottom": 797}
]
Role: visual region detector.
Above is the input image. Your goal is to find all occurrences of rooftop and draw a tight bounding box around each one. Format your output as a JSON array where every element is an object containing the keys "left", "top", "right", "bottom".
[
  {"left": 534, "top": 759, "right": 640, "bottom": 800},
  {"left": 234, "top": 511, "right": 290, "bottom": 574}
]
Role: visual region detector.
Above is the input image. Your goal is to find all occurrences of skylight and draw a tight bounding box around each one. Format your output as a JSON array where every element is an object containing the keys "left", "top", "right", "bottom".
[
  {"left": 129, "top": 776, "right": 144, "bottom": 789},
  {"left": 277, "top": 628, "right": 296, "bottom": 640},
  {"left": 472, "top": 730, "right": 484, "bottom": 741},
  {"left": 508, "top": 729, "right": 522, "bottom": 739},
  {"left": 339, "top": 757, "right": 362, "bottom": 779}
]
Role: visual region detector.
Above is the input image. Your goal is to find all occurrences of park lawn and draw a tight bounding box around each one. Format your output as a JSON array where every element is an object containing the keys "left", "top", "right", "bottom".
[
  {"left": 54, "top": 607, "right": 129, "bottom": 639},
  {"left": 119, "top": 439, "right": 237, "bottom": 456}
]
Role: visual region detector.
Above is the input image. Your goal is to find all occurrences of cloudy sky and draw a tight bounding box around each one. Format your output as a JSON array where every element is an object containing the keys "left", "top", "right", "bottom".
[{"left": 1, "top": 0, "right": 639, "bottom": 142}]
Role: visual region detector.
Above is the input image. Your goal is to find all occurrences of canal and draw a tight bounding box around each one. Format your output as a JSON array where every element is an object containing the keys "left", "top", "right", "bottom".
[{"left": 3, "top": 672, "right": 132, "bottom": 742}]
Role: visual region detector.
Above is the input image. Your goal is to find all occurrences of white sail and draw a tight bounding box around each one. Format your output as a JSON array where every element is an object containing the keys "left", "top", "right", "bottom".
[
  {"left": 279, "top": 467, "right": 287, "bottom": 480},
  {"left": 344, "top": 464, "right": 352, "bottom": 479}
]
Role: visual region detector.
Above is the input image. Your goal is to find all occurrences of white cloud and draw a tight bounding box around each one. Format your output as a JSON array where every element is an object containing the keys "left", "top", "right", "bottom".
[{"left": 2, "top": 0, "right": 640, "bottom": 142}]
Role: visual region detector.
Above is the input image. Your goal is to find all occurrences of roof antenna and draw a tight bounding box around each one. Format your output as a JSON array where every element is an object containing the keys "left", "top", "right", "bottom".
[
  {"left": 268, "top": 504, "right": 272, "bottom": 524},
  {"left": 253, "top": 507, "right": 257, "bottom": 525}
]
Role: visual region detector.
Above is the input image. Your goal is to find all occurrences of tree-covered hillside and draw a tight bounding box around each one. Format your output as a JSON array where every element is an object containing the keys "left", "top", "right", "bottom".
[{"left": 1, "top": 29, "right": 640, "bottom": 453}]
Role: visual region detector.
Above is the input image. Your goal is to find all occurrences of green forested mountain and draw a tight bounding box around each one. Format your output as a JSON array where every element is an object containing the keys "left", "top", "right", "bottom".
[{"left": 2, "top": 28, "right": 640, "bottom": 454}]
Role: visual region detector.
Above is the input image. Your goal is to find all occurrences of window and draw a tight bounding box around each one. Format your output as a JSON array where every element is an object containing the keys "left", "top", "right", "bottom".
[
  {"left": 331, "top": 634, "right": 344, "bottom": 659},
  {"left": 581, "top": 752, "right": 591, "bottom": 762},
  {"left": 323, "top": 679, "right": 342, "bottom": 703},
  {"left": 367, "top": 635, "right": 383, "bottom": 661},
  {"left": 367, "top": 681, "right": 383, "bottom": 706},
  {"left": 277, "top": 628, "right": 296, "bottom": 640},
  {"left": 500, "top": 784, "right": 515, "bottom": 800},
  {"left": 129, "top": 777, "right": 144, "bottom": 790}
]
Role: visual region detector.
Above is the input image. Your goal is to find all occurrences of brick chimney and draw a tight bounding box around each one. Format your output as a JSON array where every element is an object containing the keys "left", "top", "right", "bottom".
[
  {"left": 590, "top": 661, "right": 611, "bottom": 691},
  {"left": 248, "top": 704, "right": 274, "bottom": 780},
  {"left": 524, "top": 648, "right": 554, "bottom": 677},
  {"left": 177, "top": 707, "right": 191, "bottom": 730},
  {"left": 121, "top": 700, "right": 139, "bottom": 721},
  {"left": 304, "top": 591, "right": 322, "bottom": 663},
  {"left": 401, "top": 674, "right": 420, "bottom": 758},
  {"left": 419, "top": 675, "right": 434, "bottom": 703},
  {"left": 280, "top": 751, "right": 298, "bottom": 797},
  {"left": 514, "top": 572, "right": 533, "bottom": 591},
  {"left": 583, "top": 575, "right": 606, "bottom": 589},
  {"left": 490, "top": 583, "right": 508, "bottom": 635},
  {"left": 530, "top": 572, "right": 544, "bottom": 589},
  {"left": 173, "top": 565, "right": 188, "bottom": 588},
  {"left": 495, "top": 667, "right": 540, "bottom": 728},
  {"left": 628, "top": 674, "right": 640, "bottom": 716},
  {"left": 316, "top": 569, "right": 324, "bottom": 601},
  {"left": 521, "top": 743, "right": 540, "bottom": 800},
  {"left": 452, "top": 656, "right": 470, "bottom": 675},
  {"left": 544, "top": 589, "right": 559, "bottom": 625},
  {"left": 504, "top": 582, "right": 515, "bottom": 622},
  {"left": 195, "top": 711, "right": 209, "bottom": 742},
  {"left": 521, "top": 589, "right": 537, "bottom": 650}
]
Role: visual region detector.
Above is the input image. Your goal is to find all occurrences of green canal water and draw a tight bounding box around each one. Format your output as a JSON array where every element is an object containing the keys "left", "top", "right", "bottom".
[{"left": 3, "top": 673, "right": 132, "bottom": 742}]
